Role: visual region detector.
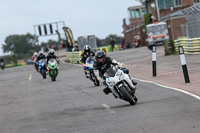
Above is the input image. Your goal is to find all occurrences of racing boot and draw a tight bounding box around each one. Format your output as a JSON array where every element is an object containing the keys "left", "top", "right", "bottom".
[
  {"left": 84, "top": 71, "right": 89, "bottom": 79},
  {"left": 103, "top": 81, "right": 112, "bottom": 95},
  {"left": 132, "top": 80, "right": 137, "bottom": 85},
  {"left": 130, "top": 77, "right": 137, "bottom": 85},
  {"left": 133, "top": 95, "right": 138, "bottom": 103},
  {"left": 103, "top": 87, "right": 112, "bottom": 95}
]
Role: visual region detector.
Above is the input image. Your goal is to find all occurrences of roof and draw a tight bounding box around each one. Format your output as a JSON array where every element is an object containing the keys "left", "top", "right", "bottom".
[
  {"left": 159, "top": 10, "right": 185, "bottom": 21},
  {"left": 182, "top": 3, "right": 200, "bottom": 14},
  {"left": 159, "top": 3, "right": 200, "bottom": 21}
]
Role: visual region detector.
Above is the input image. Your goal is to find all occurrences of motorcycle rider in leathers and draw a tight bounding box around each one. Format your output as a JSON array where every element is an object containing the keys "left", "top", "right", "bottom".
[
  {"left": 45, "top": 49, "right": 59, "bottom": 64},
  {"left": 80, "top": 45, "right": 95, "bottom": 78},
  {"left": 93, "top": 50, "right": 137, "bottom": 95},
  {"left": 36, "top": 51, "right": 46, "bottom": 63}
]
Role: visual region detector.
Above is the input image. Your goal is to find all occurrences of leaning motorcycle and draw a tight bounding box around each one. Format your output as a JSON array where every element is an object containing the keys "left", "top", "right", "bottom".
[
  {"left": 47, "top": 58, "right": 59, "bottom": 81},
  {"left": 38, "top": 59, "right": 47, "bottom": 79},
  {"left": 104, "top": 66, "right": 138, "bottom": 105},
  {"left": 0, "top": 61, "right": 5, "bottom": 70},
  {"left": 84, "top": 56, "right": 100, "bottom": 86}
]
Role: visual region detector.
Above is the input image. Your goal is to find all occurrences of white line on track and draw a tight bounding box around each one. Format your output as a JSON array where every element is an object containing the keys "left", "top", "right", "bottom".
[
  {"left": 29, "top": 74, "right": 32, "bottom": 81},
  {"left": 102, "top": 104, "right": 115, "bottom": 113},
  {"left": 61, "top": 60, "right": 200, "bottom": 110},
  {"left": 133, "top": 78, "right": 200, "bottom": 101}
]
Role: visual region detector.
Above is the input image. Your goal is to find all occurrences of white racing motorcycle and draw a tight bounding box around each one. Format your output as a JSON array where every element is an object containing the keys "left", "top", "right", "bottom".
[
  {"left": 104, "top": 66, "right": 138, "bottom": 105},
  {"left": 85, "top": 56, "right": 100, "bottom": 86}
]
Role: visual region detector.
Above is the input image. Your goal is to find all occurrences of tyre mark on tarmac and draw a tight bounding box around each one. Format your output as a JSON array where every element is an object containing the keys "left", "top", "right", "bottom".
[{"left": 102, "top": 104, "right": 115, "bottom": 113}]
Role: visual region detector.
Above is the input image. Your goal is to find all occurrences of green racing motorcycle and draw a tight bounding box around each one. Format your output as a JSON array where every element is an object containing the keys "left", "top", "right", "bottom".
[{"left": 47, "top": 59, "right": 59, "bottom": 81}]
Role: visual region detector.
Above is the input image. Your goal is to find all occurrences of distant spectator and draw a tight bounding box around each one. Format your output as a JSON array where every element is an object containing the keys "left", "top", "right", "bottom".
[
  {"left": 72, "top": 43, "right": 79, "bottom": 51},
  {"left": 134, "top": 32, "right": 141, "bottom": 47},
  {"left": 120, "top": 37, "right": 125, "bottom": 50},
  {"left": 45, "top": 45, "right": 50, "bottom": 52},
  {"left": 110, "top": 37, "right": 116, "bottom": 51}
]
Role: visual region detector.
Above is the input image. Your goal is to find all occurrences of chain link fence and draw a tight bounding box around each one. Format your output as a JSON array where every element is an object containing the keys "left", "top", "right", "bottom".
[
  {"left": 77, "top": 35, "right": 97, "bottom": 51},
  {"left": 186, "top": 13, "right": 200, "bottom": 38}
]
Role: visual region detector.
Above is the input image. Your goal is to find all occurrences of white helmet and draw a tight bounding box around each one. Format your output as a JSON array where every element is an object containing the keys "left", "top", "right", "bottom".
[
  {"left": 83, "top": 45, "right": 91, "bottom": 52},
  {"left": 48, "top": 49, "right": 55, "bottom": 55},
  {"left": 34, "top": 52, "right": 38, "bottom": 56}
]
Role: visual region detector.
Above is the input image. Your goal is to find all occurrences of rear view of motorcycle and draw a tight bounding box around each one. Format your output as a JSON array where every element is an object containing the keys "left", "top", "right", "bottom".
[
  {"left": 104, "top": 66, "right": 138, "bottom": 105},
  {"left": 47, "top": 59, "right": 59, "bottom": 81},
  {"left": 84, "top": 56, "right": 100, "bottom": 86},
  {"left": 38, "top": 59, "right": 47, "bottom": 79},
  {"left": 0, "top": 61, "right": 5, "bottom": 70}
]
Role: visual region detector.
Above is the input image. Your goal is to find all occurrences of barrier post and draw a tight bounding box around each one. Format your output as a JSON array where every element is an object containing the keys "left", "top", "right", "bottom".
[
  {"left": 178, "top": 46, "right": 190, "bottom": 83},
  {"left": 152, "top": 45, "right": 157, "bottom": 77}
]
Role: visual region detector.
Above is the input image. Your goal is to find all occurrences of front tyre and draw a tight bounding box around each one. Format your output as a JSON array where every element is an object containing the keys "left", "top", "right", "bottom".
[
  {"left": 94, "top": 77, "right": 100, "bottom": 86},
  {"left": 43, "top": 69, "right": 46, "bottom": 79},
  {"left": 91, "top": 72, "right": 99, "bottom": 86},
  {"left": 119, "top": 85, "right": 135, "bottom": 105},
  {"left": 51, "top": 70, "right": 56, "bottom": 81}
]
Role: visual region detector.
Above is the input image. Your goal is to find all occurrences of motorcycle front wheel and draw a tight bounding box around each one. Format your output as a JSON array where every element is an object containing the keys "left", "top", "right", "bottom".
[
  {"left": 51, "top": 70, "right": 56, "bottom": 81},
  {"left": 91, "top": 73, "right": 99, "bottom": 86},
  {"left": 119, "top": 85, "right": 135, "bottom": 105},
  {"left": 42, "top": 69, "right": 46, "bottom": 79}
]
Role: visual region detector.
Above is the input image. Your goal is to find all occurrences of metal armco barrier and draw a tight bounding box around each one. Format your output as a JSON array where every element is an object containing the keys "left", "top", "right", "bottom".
[
  {"left": 178, "top": 46, "right": 190, "bottom": 83},
  {"left": 65, "top": 46, "right": 118, "bottom": 64},
  {"left": 66, "top": 51, "right": 82, "bottom": 64},
  {"left": 174, "top": 37, "right": 200, "bottom": 54}
]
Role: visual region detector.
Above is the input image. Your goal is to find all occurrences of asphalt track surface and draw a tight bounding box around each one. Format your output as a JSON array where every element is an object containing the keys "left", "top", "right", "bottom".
[{"left": 1, "top": 51, "right": 200, "bottom": 133}]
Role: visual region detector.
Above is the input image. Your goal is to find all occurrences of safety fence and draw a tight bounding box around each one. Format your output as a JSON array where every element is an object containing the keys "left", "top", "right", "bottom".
[
  {"left": 66, "top": 45, "right": 118, "bottom": 64},
  {"left": 174, "top": 37, "right": 200, "bottom": 54}
]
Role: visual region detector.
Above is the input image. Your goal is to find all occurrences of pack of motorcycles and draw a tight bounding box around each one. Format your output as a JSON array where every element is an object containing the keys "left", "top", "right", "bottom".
[
  {"left": 33, "top": 56, "right": 138, "bottom": 105},
  {"left": 34, "top": 58, "right": 59, "bottom": 82}
]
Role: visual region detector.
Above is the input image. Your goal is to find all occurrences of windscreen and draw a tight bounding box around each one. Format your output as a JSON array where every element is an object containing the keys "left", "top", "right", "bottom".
[
  {"left": 86, "top": 56, "right": 95, "bottom": 63},
  {"left": 147, "top": 24, "right": 167, "bottom": 35},
  {"left": 104, "top": 66, "right": 117, "bottom": 77}
]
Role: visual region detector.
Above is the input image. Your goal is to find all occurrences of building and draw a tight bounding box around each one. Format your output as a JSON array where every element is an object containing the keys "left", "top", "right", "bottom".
[
  {"left": 122, "top": 0, "right": 200, "bottom": 46},
  {"left": 122, "top": 5, "right": 147, "bottom": 46}
]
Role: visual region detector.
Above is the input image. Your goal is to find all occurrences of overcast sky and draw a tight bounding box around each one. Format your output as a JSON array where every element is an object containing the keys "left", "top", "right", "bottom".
[{"left": 0, "top": 0, "right": 141, "bottom": 55}]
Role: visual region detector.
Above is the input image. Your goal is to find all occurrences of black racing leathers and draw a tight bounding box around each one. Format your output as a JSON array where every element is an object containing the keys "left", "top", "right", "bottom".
[
  {"left": 93, "top": 57, "right": 122, "bottom": 82},
  {"left": 80, "top": 51, "right": 95, "bottom": 64},
  {"left": 46, "top": 54, "right": 59, "bottom": 64},
  {"left": 36, "top": 54, "right": 46, "bottom": 62}
]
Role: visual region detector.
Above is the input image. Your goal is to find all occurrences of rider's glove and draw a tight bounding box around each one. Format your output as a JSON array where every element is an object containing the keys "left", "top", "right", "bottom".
[{"left": 102, "top": 81, "right": 107, "bottom": 86}]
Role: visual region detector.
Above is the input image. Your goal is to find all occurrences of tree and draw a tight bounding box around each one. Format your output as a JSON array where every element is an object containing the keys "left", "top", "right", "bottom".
[
  {"left": 2, "top": 33, "right": 40, "bottom": 59},
  {"left": 11, "top": 54, "right": 18, "bottom": 65}
]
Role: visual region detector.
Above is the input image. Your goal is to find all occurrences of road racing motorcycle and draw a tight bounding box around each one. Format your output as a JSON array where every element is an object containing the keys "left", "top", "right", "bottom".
[
  {"left": 104, "top": 65, "right": 138, "bottom": 105},
  {"left": 0, "top": 61, "right": 5, "bottom": 70},
  {"left": 47, "top": 58, "right": 59, "bottom": 81},
  {"left": 38, "top": 59, "right": 47, "bottom": 79},
  {"left": 84, "top": 56, "right": 100, "bottom": 86}
]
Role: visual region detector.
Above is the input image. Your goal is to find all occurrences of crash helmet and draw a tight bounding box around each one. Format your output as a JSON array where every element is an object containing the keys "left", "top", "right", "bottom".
[
  {"left": 48, "top": 49, "right": 55, "bottom": 55},
  {"left": 38, "top": 51, "right": 43, "bottom": 56},
  {"left": 34, "top": 52, "right": 38, "bottom": 56},
  {"left": 83, "top": 45, "right": 91, "bottom": 52},
  {"left": 95, "top": 50, "right": 106, "bottom": 63}
]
